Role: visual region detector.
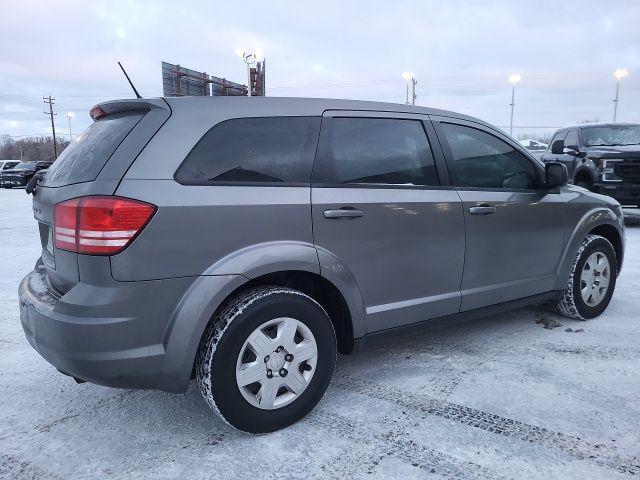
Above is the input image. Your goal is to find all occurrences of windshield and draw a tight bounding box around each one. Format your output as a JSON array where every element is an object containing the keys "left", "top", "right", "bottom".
[{"left": 582, "top": 125, "right": 640, "bottom": 147}]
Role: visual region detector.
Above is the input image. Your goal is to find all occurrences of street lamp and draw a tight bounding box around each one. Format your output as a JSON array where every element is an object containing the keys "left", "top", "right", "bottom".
[
  {"left": 65, "top": 112, "right": 74, "bottom": 142},
  {"left": 402, "top": 72, "right": 416, "bottom": 106},
  {"left": 508, "top": 74, "right": 522, "bottom": 136},
  {"left": 236, "top": 48, "right": 260, "bottom": 96},
  {"left": 613, "top": 68, "right": 628, "bottom": 122}
]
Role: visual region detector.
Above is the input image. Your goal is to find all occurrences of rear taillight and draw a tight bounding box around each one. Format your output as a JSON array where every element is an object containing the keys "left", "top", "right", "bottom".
[{"left": 54, "top": 196, "right": 156, "bottom": 255}]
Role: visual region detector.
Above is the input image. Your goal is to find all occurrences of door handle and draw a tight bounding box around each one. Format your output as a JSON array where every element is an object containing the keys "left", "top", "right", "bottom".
[
  {"left": 323, "top": 207, "right": 365, "bottom": 219},
  {"left": 469, "top": 205, "right": 496, "bottom": 215}
]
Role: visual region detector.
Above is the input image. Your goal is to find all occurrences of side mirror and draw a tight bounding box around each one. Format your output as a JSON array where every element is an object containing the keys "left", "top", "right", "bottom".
[
  {"left": 545, "top": 162, "right": 568, "bottom": 189},
  {"left": 551, "top": 139, "right": 564, "bottom": 154}
]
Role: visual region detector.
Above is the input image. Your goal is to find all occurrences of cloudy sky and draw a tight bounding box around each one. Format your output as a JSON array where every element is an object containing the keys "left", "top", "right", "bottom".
[{"left": 1, "top": 0, "right": 639, "bottom": 140}]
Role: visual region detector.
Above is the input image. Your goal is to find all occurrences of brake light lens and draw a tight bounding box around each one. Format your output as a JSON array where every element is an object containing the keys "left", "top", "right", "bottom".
[
  {"left": 54, "top": 196, "right": 156, "bottom": 255},
  {"left": 89, "top": 106, "right": 107, "bottom": 120}
]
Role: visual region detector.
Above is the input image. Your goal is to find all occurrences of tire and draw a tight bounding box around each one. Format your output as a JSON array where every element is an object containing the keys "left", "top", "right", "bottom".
[
  {"left": 196, "top": 286, "right": 336, "bottom": 433},
  {"left": 556, "top": 234, "right": 617, "bottom": 320}
]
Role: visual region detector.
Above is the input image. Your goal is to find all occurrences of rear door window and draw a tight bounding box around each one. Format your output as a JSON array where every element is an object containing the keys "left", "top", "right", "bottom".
[
  {"left": 42, "top": 112, "right": 144, "bottom": 187},
  {"left": 313, "top": 117, "right": 439, "bottom": 186},
  {"left": 175, "top": 117, "right": 321, "bottom": 185}
]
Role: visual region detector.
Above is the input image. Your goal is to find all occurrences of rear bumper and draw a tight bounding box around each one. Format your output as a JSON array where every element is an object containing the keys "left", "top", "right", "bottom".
[
  {"left": 594, "top": 183, "right": 640, "bottom": 205},
  {"left": 18, "top": 262, "right": 196, "bottom": 392}
]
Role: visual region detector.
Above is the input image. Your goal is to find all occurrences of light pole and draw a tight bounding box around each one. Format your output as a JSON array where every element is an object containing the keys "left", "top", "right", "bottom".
[
  {"left": 65, "top": 112, "right": 74, "bottom": 142},
  {"left": 613, "top": 68, "right": 628, "bottom": 122},
  {"left": 508, "top": 73, "right": 521, "bottom": 136},
  {"left": 402, "top": 72, "right": 417, "bottom": 106},
  {"left": 237, "top": 48, "right": 261, "bottom": 96}
]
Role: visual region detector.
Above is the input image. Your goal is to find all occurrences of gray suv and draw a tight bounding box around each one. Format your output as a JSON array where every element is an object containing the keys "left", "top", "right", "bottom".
[{"left": 18, "top": 97, "right": 625, "bottom": 433}]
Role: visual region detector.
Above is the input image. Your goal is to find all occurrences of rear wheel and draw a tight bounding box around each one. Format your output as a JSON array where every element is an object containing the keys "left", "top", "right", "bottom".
[
  {"left": 556, "top": 234, "right": 617, "bottom": 319},
  {"left": 196, "top": 286, "right": 336, "bottom": 433}
]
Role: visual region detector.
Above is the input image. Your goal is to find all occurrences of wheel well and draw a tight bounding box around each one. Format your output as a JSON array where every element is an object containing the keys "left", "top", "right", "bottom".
[
  {"left": 589, "top": 224, "right": 622, "bottom": 271},
  {"left": 574, "top": 169, "right": 593, "bottom": 187},
  {"left": 221, "top": 271, "right": 355, "bottom": 354}
]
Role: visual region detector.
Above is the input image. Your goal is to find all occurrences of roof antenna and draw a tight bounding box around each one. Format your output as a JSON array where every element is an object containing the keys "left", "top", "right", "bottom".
[{"left": 118, "top": 61, "right": 142, "bottom": 99}]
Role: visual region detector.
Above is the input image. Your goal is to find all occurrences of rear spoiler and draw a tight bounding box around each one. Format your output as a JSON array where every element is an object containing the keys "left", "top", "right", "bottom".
[{"left": 90, "top": 98, "right": 170, "bottom": 121}]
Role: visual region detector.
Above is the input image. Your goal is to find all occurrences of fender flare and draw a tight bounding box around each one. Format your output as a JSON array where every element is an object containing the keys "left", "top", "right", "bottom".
[{"left": 160, "top": 241, "right": 367, "bottom": 391}]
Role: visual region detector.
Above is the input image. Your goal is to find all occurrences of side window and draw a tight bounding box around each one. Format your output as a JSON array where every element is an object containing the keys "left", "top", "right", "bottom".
[
  {"left": 563, "top": 129, "right": 579, "bottom": 148},
  {"left": 175, "top": 117, "right": 321, "bottom": 184},
  {"left": 440, "top": 123, "right": 540, "bottom": 190},
  {"left": 314, "top": 117, "right": 439, "bottom": 186}
]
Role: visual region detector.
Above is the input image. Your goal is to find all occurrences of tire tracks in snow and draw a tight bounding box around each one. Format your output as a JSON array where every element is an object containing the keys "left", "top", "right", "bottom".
[
  {"left": 307, "top": 409, "right": 508, "bottom": 480},
  {"left": 0, "top": 454, "right": 62, "bottom": 480},
  {"left": 334, "top": 375, "right": 640, "bottom": 476}
]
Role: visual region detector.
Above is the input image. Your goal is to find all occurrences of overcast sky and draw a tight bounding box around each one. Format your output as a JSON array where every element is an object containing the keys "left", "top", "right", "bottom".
[{"left": 1, "top": 0, "right": 639, "bottom": 140}]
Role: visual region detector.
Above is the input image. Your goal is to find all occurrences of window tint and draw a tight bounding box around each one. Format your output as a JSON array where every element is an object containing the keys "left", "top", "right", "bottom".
[
  {"left": 43, "top": 112, "right": 144, "bottom": 187},
  {"left": 175, "top": 117, "right": 321, "bottom": 184},
  {"left": 564, "top": 129, "right": 579, "bottom": 148},
  {"left": 441, "top": 123, "right": 539, "bottom": 190},
  {"left": 314, "top": 118, "right": 438, "bottom": 186}
]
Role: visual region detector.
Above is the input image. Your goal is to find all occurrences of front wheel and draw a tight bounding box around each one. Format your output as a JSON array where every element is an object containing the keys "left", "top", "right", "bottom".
[
  {"left": 556, "top": 234, "right": 617, "bottom": 319},
  {"left": 196, "top": 286, "right": 336, "bottom": 433}
]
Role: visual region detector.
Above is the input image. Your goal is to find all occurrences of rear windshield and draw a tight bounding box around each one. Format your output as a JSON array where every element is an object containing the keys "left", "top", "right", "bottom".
[{"left": 42, "top": 112, "right": 144, "bottom": 187}]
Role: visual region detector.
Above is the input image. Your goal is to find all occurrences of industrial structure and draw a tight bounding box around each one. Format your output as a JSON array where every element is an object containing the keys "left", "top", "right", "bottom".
[{"left": 161, "top": 60, "right": 265, "bottom": 97}]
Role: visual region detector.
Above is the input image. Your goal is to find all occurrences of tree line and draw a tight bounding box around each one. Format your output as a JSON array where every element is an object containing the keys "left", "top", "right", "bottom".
[{"left": 0, "top": 135, "right": 70, "bottom": 162}]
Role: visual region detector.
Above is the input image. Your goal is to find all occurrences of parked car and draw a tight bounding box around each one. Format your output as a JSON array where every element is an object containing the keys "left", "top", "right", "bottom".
[
  {"left": 0, "top": 160, "right": 52, "bottom": 188},
  {"left": 541, "top": 123, "right": 640, "bottom": 206},
  {"left": 0, "top": 160, "right": 20, "bottom": 171},
  {"left": 19, "top": 97, "right": 624, "bottom": 433},
  {"left": 518, "top": 139, "right": 548, "bottom": 160}
]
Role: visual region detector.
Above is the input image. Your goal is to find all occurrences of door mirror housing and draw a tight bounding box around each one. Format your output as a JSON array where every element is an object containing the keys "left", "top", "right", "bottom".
[
  {"left": 551, "top": 139, "right": 564, "bottom": 154},
  {"left": 545, "top": 162, "right": 568, "bottom": 189}
]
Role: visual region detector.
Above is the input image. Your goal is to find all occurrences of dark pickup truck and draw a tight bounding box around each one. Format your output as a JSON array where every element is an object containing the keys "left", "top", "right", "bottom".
[
  {"left": 0, "top": 161, "right": 52, "bottom": 188},
  {"left": 541, "top": 123, "right": 640, "bottom": 206}
]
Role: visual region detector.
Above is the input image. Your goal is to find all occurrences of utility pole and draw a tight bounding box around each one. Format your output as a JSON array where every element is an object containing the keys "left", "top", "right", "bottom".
[{"left": 43, "top": 94, "right": 58, "bottom": 158}]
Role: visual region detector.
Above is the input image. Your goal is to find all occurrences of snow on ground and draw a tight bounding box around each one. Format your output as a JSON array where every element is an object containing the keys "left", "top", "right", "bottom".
[{"left": 0, "top": 188, "right": 639, "bottom": 480}]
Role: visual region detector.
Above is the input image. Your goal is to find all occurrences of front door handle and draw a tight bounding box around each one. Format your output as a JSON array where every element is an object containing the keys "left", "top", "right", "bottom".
[
  {"left": 323, "top": 207, "right": 365, "bottom": 219},
  {"left": 469, "top": 205, "right": 496, "bottom": 215}
]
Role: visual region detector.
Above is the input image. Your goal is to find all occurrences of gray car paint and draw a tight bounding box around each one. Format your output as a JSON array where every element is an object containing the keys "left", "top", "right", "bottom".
[{"left": 18, "top": 96, "right": 625, "bottom": 393}]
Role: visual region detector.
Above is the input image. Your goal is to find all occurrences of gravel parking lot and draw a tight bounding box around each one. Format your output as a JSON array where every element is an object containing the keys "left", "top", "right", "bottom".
[{"left": 1, "top": 187, "right": 639, "bottom": 479}]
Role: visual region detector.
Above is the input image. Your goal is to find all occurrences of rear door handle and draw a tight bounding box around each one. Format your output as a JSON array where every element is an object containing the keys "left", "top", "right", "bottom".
[
  {"left": 469, "top": 205, "right": 496, "bottom": 215},
  {"left": 323, "top": 207, "right": 365, "bottom": 219}
]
